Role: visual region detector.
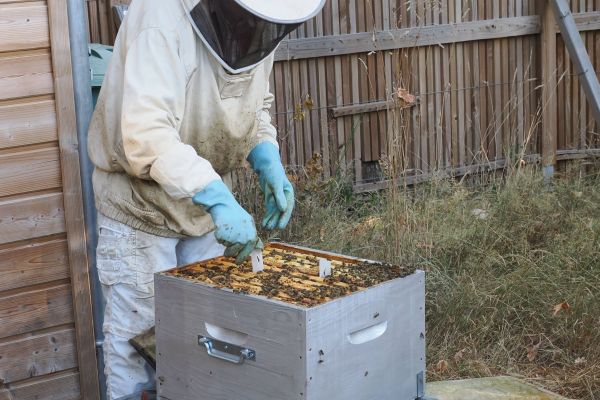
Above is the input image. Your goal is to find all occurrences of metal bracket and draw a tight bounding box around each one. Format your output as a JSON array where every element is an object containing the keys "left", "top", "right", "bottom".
[
  {"left": 415, "top": 371, "right": 438, "bottom": 400},
  {"left": 198, "top": 336, "right": 256, "bottom": 365}
]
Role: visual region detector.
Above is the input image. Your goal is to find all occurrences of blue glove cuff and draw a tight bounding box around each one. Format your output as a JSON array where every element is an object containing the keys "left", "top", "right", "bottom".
[
  {"left": 192, "top": 180, "right": 235, "bottom": 211},
  {"left": 247, "top": 142, "right": 282, "bottom": 173}
]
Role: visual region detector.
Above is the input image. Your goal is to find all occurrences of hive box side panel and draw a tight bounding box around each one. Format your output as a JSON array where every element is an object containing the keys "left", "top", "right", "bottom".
[
  {"left": 305, "top": 271, "right": 426, "bottom": 400},
  {"left": 156, "top": 275, "right": 307, "bottom": 400}
]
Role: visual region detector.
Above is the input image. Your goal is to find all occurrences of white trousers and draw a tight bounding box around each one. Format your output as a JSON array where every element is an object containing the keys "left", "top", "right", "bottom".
[{"left": 96, "top": 213, "right": 225, "bottom": 400}]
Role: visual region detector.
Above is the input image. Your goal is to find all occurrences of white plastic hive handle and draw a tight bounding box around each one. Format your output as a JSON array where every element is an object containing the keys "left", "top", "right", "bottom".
[{"left": 347, "top": 321, "right": 388, "bottom": 345}]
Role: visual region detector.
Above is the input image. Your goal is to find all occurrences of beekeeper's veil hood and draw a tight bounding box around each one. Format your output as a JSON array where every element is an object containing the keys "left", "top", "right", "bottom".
[{"left": 182, "top": 0, "right": 325, "bottom": 74}]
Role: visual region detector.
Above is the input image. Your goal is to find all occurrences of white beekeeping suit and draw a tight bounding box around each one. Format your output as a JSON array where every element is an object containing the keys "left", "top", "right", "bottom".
[{"left": 87, "top": 0, "right": 325, "bottom": 398}]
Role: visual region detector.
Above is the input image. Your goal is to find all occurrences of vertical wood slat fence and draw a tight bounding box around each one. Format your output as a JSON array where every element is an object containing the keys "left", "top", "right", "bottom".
[
  {"left": 87, "top": 1, "right": 600, "bottom": 190},
  {"left": 85, "top": 0, "right": 127, "bottom": 44}
]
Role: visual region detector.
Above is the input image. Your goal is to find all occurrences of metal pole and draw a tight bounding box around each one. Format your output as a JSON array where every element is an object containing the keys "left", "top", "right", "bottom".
[
  {"left": 551, "top": 0, "right": 600, "bottom": 125},
  {"left": 65, "top": 1, "right": 106, "bottom": 399}
]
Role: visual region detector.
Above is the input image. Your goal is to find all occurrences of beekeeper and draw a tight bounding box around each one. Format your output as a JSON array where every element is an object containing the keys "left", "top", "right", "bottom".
[{"left": 87, "top": 0, "right": 325, "bottom": 398}]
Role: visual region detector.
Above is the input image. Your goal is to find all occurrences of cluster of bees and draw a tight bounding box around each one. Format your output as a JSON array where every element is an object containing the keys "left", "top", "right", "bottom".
[{"left": 169, "top": 246, "right": 416, "bottom": 307}]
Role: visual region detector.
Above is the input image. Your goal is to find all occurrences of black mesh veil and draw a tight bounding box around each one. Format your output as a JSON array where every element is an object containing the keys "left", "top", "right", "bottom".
[{"left": 190, "top": 0, "right": 301, "bottom": 72}]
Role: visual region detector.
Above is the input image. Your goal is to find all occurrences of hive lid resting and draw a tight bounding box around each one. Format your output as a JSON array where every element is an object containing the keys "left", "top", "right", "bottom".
[{"left": 164, "top": 243, "right": 417, "bottom": 307}]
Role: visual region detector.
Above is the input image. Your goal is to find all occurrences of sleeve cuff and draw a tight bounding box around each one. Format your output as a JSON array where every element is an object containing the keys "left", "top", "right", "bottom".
[
  {"left": 149, "top": 143, "right": 222, "bottom": 199},
  {"left": 250, "top": 110, "right": 279, "bottom": 155}
]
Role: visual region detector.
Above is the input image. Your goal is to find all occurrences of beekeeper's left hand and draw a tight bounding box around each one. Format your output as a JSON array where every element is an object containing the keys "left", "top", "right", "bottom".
[{"left": 248, "top": 142, "right": 295, "bottom": 230}]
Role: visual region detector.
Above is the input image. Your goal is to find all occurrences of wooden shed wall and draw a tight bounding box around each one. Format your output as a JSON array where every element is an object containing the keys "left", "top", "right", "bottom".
[
  {"left": 88, "top": 0, "right": 600, "bottom": 188},
  {"left": 0, "top": 1, "right": 99, "bottom": 398}
]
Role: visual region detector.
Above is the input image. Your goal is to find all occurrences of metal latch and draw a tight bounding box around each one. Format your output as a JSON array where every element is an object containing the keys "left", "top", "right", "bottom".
[
  {"left": 417, "top": 371, "right": 425, "bottom": 397},
  {"left": 416, "top": 370, "right": 438, "bottom": 400},
  {"left": 198, "top": 336, "right": 256, "bottom": 365}
]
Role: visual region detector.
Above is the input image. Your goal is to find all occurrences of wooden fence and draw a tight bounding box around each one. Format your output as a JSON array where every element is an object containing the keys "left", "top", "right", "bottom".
[{"left": 87, "top": 0, "right": 600, "bottom": 190}]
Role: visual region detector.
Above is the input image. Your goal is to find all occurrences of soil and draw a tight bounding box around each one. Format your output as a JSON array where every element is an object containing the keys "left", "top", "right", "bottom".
[{"left": 167, "top": 245, "right": 417, "bottom": 307}]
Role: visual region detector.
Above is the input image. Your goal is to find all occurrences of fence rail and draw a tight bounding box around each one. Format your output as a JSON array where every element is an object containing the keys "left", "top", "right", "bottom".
[{"left": 87, "top": 0, "right": 600, "bottom": 188}]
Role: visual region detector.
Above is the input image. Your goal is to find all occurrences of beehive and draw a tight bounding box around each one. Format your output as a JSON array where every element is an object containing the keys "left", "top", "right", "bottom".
[
  {"left": 155, "top": 243, "right": 427, "bottom": 400},
  {"left": 168, "top": 244, "right": 416, "bottom": 307}
]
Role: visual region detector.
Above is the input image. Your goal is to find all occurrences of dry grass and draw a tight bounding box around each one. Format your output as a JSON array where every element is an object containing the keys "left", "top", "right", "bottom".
[
  {"left": 237, "top": 164, "right": 600, "bottom": 399},
  {"left": 231, "top": 3, "right": 599, "bottom": 395}
]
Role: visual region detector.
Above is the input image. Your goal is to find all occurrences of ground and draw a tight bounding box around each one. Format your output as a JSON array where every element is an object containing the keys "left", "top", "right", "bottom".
[{"left": 238, "top": 162, "right": 600, "bottom": 400}]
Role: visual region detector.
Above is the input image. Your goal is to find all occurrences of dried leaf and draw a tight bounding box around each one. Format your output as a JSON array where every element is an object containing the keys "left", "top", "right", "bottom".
[
  {"left": 293, "top": 103, "right": 306, "bottom": 121},
  {"left": 304, "top": 94, "right": 314, "bottom": 110},
  {"left": 395, "top": 87, "right": 416, "bottom": 107},
  {"left": 453, "top": 348, "right": 467, "bottom": 362},
  {"left": 305, "top": 153, "right": 324, "bottom": 179},
  {"left": 553, "top": 302, "right": 571, "bottom": 316},
  {"left": 527, "top": 342, "right": 541, "bottom": 362},
  {"left": 353, "top": 216, "right": 383, "bottom": 235},
  {"left": 436, "top": 359, "right": 449, "bottom": 372},
  {"left": 574, "top": 357, "right": 586, "bottom": 365}
]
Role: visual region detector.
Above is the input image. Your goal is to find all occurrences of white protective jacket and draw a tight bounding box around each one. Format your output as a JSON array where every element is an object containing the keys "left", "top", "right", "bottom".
[{"left": 88, "top": 0, "right": 278, "bottom": 238}]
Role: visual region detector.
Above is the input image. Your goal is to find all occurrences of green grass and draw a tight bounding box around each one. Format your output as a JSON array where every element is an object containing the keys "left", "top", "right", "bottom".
[{"left": 239, "top": 165, "right": 600, "bottom": 399}]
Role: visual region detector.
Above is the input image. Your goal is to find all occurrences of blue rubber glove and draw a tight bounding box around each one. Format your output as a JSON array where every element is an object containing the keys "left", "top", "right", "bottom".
[
  {"left": 247, "top": 142, "right": 295, "bottom": 230},
  {"left": 192, "top": 180, "right": 263, "bottom": 264}
]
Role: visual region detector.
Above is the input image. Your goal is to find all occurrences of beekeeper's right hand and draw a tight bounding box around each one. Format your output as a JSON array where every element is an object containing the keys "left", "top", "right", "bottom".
[{"left": 193, "top": 181, "right": 263, "bottom": 264}]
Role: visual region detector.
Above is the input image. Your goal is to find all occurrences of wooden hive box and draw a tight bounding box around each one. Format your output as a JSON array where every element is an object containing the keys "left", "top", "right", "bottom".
[{"left": 155, "top": 243, "right": 426, "bottom": 400}]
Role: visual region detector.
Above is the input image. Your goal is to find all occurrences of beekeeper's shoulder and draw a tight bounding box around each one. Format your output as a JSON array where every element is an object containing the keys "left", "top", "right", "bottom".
[{"left": 125, "top": 0, "right": 187, "bottom": 37}]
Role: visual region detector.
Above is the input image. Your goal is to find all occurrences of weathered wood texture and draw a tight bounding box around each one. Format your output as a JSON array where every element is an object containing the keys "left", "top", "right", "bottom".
[
  {"left": 556, "top": 0, "right": 600, "bottom": 151},
  {"left": 0, "top": 238, "right": 70, "bottom": 293},
  {"left": 0, "top": 328, "right": 78, "bottom": 384},
  {"left": 0, "top": 2, "right": 50, "bottom": 53},
  {"left": 47, "top": 0, "right": 100, "bottom": 397},
  {"left": 89, "top": 0, "right": 600, "bottom": 186},
  {"left": 0, "top": 283, "right": 74, "bottom": 339},
  {"left": 0, "top": 1, "right": 98, "bottom": 398},
  {"left": 6, "top": 371, "right": 80, "bottom": 400},
  {"left": 85, "top": 0, "right": 124, "bottom": 44},
  {"left": 541, "top": 0, "right": 559, "bottom": 167}
]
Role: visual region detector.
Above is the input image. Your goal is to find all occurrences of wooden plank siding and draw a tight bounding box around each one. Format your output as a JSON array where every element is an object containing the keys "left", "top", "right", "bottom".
[
  {"left": 0, "top": 283, "right": 74, "bottom": 340},
  {"left": 88, "top": 1, "right": 600, "bottom": 185},
  {"left": 0, "top": 2, "right": 49, "bottom": 53},
  {"left": 0, "top": 1, "right": 99, "bottom": 398},
  {"left": 0, "top": 147, "right": 62, "bottom": 198},
  {"left": 0, "top": 238, "right": 70, "bottom": 293},
  {"left": 0, "top": 50, "right": 54, "bottom": 102},
  {"left": 0, "top": 99, "right": 58, "bottom": 150},
  {"left": 0, "top": 328, "right": 77, "bottom": 384},
  {"left": 6, "top": 371, "right": 80, "bottom": 400}
]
